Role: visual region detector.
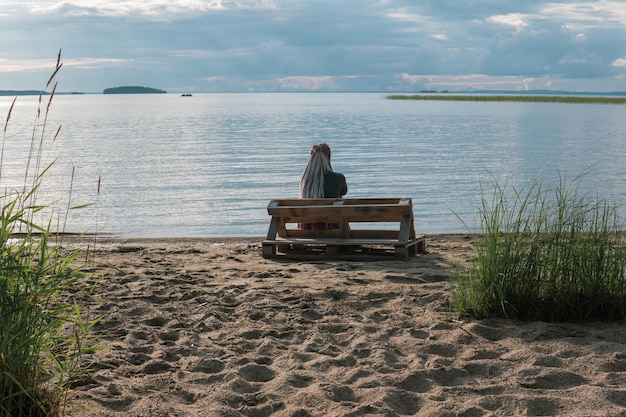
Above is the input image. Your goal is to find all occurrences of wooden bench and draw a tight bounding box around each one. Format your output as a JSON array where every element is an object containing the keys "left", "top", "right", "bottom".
[{"left": 262, "top": 198, "right": 426, "bottom": 259}]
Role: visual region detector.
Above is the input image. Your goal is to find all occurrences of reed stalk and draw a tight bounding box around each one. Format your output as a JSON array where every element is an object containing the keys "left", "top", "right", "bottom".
[{"left": 1, "top": 50, "right": 100, "bottom": 417}]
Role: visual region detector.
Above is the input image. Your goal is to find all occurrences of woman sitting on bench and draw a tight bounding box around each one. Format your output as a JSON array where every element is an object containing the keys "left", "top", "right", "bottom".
[{"left": 299, "top": 142, "right": 348, "bottom": 230}]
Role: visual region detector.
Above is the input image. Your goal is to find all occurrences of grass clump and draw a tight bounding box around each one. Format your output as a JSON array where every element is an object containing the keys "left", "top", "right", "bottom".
[
  {"left": 1, "top": 50, "right": 100, "bottom": 416},
  {"left": 451, "top": 172, "right": 626, "bottom": 322}
]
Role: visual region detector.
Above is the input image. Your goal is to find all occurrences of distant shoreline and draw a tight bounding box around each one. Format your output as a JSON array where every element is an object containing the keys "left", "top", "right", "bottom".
[
  {"left": 3, "top": 89, "right": 626, "bottom": 97},
  {"left": 387, "top": 94, "right": 626, "bottom": 104},
  {"left": 103, "top": 86, "right": 167, "bottom": 94}
]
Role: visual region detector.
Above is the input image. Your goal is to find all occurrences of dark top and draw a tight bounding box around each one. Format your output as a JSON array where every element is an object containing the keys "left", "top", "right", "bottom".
[
  {"left": 324, "top": 171, "right": 348, "bottom": 198},
  {"left": 298, "top": 171, "right": 348, "bottom": 230}
]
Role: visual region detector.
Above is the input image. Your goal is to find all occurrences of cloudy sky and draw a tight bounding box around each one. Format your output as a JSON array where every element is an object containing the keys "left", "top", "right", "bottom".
[{"left": 1, "top": 0, "right": 626, "bottom": 93}]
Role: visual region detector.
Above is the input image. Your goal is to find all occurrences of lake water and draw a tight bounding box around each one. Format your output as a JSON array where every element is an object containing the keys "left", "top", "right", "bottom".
[{"left": 1, "top": 93, "right": 625, "bottom": 238}]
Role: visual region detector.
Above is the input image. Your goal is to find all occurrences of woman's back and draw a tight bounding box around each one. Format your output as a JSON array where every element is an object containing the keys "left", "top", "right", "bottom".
[
  {"left": 299, "top": 142, "right": 347, "bottom": 199},
  {"left": 323, "top": 171, "right": 348, "bottom": 198}
]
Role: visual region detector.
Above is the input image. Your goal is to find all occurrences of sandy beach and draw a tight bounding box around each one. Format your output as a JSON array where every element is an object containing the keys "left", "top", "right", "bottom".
[{"left": 64, "top": 234, "right": 626, "bottom": 417}]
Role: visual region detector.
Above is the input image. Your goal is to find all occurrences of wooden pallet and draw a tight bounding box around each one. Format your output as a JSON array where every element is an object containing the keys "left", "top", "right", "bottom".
[{"left": 262, "top": 198, "right": 426, "bottom": 259}]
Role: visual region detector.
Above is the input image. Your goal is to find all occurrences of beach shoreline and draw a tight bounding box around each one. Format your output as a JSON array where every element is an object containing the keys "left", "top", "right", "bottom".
[{"left": 65, "top": 234, "right": 626, "bottom": 417}]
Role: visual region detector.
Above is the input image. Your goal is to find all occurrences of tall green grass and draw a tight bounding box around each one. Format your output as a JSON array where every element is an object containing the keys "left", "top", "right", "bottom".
[
  {"left": 1, "top": 50, "right": 100, "bottom": 416},
  {"left": 451, "top": 172, "right": 626, "bottom": 322}
]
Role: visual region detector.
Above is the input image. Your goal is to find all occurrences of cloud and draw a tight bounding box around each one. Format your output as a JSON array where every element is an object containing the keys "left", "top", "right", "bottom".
[
  {"left": 396, "top": 73, "right": 548, "bottom": 91},
  {"left": 1, "top": 0, "right": 626, "bottom": 92},
  {"left": 0, "top": 57, "right": 131, "bottom": 73},
  {"left": 486, "top": 13, "right": 528, "bottom": 29},
  {"left": 540, "top": 1, "right": 626, "bottom": 29},
  {"left": 275, "top": 75, "right": 361, "bottom": 90},
  {"left": 277, "top": 76, "right": 338, "bottom": 90},
  {"left": 29, "top": 0, "right": 276, "bottom": 19}
]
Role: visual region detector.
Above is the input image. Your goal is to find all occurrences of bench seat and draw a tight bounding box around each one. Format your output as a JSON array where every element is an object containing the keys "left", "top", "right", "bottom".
[{"left": 262, "top": 198, "right": 426, "bottom": 259}]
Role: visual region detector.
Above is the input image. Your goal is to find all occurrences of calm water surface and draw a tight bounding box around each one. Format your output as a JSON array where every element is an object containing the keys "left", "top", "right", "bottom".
[{"left": 1, "top": 93, "right": 625, "bottom": 237}]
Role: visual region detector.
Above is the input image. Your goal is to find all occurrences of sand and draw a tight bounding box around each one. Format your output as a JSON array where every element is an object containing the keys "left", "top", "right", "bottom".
[{"left": 64, "top": 234, "right": 626, "bottom": 417}]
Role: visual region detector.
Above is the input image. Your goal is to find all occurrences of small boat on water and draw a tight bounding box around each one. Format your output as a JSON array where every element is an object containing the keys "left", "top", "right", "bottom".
[{"left": 181, "top": 93, "right": 193, "bottom": 97}]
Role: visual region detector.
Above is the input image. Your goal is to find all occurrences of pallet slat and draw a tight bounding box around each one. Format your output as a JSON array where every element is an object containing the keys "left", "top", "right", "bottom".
[
  {"left": 263, "top": 237, "right": 425, "bottom": 247},
  {"left": 262, "top": 197, "right": 426, "bottom": 259}
]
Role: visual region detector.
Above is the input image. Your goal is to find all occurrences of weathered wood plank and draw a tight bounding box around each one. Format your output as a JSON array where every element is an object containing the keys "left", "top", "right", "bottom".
[
  {"left": 267, "top": 198, "right": 405, "bottom": 207},
  {"left": 263, "top": 235, "right": 426, "bottom": 247},
  {"left": 262, "top": 197, "right": 425, "bottom": 259},
  {"left": 265, "top": 216, "right": 281, "bottom": 240}
]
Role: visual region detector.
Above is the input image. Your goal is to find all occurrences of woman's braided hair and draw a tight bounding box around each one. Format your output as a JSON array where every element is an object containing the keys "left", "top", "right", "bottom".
[{"left": 299, "top": 142, "right": 333, "bottom": 198}]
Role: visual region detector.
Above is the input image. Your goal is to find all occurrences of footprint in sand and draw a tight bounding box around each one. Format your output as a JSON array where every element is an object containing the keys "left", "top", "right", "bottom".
[
  {"left": 127, "top": 352, "right": 151, "bottom": 366},
  {"left": 285, "top": 373, "right": 314, "bottom": 388},
  {"left": 599, "top": 352, "right": 626, "bottom": 372},
  {"left": 382, "top": 389, "right": 422, "bottom": 415},
  {"left": 158, "top": 329, "right": 180, "bottom": 342},
  {"left": 187, "top": 358, "right": 225, "bottom": 374},
  {"left": 519, "top": 370, "right": 588, "bottom": 389},
  {"left": 464, "top": 321, "right": 507, "bottom": 341},
  {"left": 524, "top": 397, "right": 561, "bottom": 416},
  {"left": 143, "top": 315, "right": 169, "bottom": 327},
  {"left": 427, "top": 367, "right": 473, "bottom": 387},
  {"left": 606, "top": 390, "right": 626, "bottom": 407},
  {"left": 142, "top": 360, "right": 173, "bottom": 374},
  {"left": 238, "top": 363, "right": 276, "bottom": 383},
  {"left": 324, "top": 384, "right": 357, "bottom": 403},
  {"left": 398, "top": 371, "right": 432, "bottom": 393},
  {"left": 532, "top": 355, "right": 564, "bottom": 368},
  {"left": 229, "top": 378, "right": 260, "bottom": 394},
  {"left": 422, "top": 342, "right": 460, "bottom": 358}
]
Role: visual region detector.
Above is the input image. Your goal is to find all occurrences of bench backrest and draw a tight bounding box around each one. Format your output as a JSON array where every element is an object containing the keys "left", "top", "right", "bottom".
[{"left": 266, "top": 198, "right": 416, "bottom": 241}]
